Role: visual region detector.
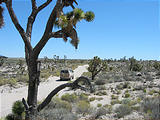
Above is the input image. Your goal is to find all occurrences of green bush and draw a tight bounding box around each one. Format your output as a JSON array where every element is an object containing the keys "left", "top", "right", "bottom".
[
  {"left": 76, "top": 100, "right": 91, "bottom": 114},
  {"left": 47, "top": 97, "right": 72, "bottom": 111},
  {"left": 38, "top": 108, "right": 77, "bottom": 120},
  {"left": 153, "top": 62, "right": 160, "bottom": 71},
  {"left": 12, "top": 100, "right": 24, "bottom": 116},
  {"left": 89, "top": 97, "right": 96, "bottom": 102},
  {"left": 124, "top": 93, "right": 130, "bottom": 98},
  {"left": 94, "top": 107, "right": 107, "bottom": 119},
  {"left": 95, "top": 91, "right": 107, "bottom": 96},
  {"left": 111, "top": 99, "right": 121, "bottom": 105},
  {"left": 111, "top": 95, "right": 118, "bottom": 99},
  {"left": 61, "top": 93, "right": 78, "bottom": 103},
  {"left": 5, "top": 114, "right": 15, "bottom": 120},
  {"left": 97, "top": 103, "right": 102, "bottom": 107},
  {"left": 115, "top": 104, "right": 132, "bottom": 118}
]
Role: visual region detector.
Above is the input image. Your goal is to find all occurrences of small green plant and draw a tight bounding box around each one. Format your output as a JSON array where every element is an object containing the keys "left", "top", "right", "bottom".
[
  {"left": 5, "top": 114, "right": 15, "bottom": 120},
  {"left": 89, "top": 97, "right": 96, "bottom": 102},
  {"left": 124, "top": 93, "right": 130, "bottom": 98},
  {"left": 12, "top": 100, "right": 24, "bottom": 116},
  {"left": 111, "top": 95, "right": 118, "bottom": 99},
  {"left": 95, "top": 91, "right": 107, "bottom": 96},
  {"left": 111, "top": 99, "right": 121, "bottom": 105},
  {"left": 97, "top": 103, "right": 102, "bottom": 107}
]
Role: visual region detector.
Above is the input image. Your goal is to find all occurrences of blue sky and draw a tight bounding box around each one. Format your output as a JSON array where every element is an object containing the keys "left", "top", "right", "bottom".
[{"left": 0, "top": 0, "right": 160, "bottom": 60}]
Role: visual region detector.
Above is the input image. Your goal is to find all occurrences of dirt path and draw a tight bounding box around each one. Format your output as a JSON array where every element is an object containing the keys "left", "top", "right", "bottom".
[{"left": 0, "top": 65, "right": 88, "bottom": 118}]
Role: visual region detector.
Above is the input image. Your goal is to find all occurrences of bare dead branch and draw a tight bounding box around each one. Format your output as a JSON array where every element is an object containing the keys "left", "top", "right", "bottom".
[
  {"left": 37, "top": 76, "right": 92, "bottom": 112},
  {"left": 5, "top": 0, "right": 32, "bottom": 53}
]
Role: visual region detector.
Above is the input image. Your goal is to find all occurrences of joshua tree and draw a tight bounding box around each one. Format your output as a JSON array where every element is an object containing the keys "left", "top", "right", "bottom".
[
  {"left": 88, "top": 56, "right": 108, "bottom": 80},
  {"left": 1, "top": 0, "right": 94, "bottom": 119}
]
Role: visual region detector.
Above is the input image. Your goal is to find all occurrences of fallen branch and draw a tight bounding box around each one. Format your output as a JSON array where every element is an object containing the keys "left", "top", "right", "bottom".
[{"left": 37, "top": 76, "right": 92, "bottom": 112}]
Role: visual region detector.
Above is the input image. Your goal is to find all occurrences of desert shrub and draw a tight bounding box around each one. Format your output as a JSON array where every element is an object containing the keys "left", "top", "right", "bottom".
[
  {"left": 40, "top": 72, "right": 50, "bottom": 79},
  {"left": 97, "top": 103, "right": 102, "bottom": 107},
  {"left": 131, "top": 106, "right": 140, "bottom": 111},
  {"left": 141, "top": 96, "right": 160, "bottom": 120},
  {"left": 79, "top": 93, "right": 89, "bottom": 101},
  {"left": 111, "top": 95, "right": 119, "bottom": 100},
  {"left": 95, "top": 91, "right": 107, "bottom": 96},
  {"left": 76, "top": 100, "right": 91, "bottom": 114},
  {"left": 94, "top": 107, "right": 107, "bottom": 119},
  {"left": 121, "top": 98, "right": 137, "bottom": 106},
  {"left": 97, "top": 85, "right": 106, "bottom": 90},
  {"left": 96, "top": 97, "right": 103, "bottom": 101},
  {"left": 111, "top": 99, "right": 121, "bottom": 105},
  {"left": 12, "top": 100, "right": 24, "bottom": 116},
  {"left": 115, "top": 104, "right": 132, "bottom": 118},
  {"left": 89, "top": 97, "right": 96, "bottom": 102},
  {"left": 5, "top": 114, "right": 15, "bottom": 120},
  {"left": 17, "top": 75, "right": 29, "bottom": 83},
  {"left": 124, "top": 93, "right": 130, "bottom": 98},
  {"left": 61, "top": 93, "right": 78, "bottom": 103},
  {"left": 103, "top": 104, "right": 113, "bottom": 114},
  {"left": 116, "top": 83, "right": 123, "bottom": 90},
  {"left": 38, "top": 108, "right": 77, "bottom": 120},
  {"left": 143, "top": 88, "right": 147, "bottom": 93},
  {"left": 44, "top": 97, "right": 72, "bottom": 112},
  {"left": 153, "top": 61, "right": 160, "bottom": 71},
  {"left": 95, "top": 79, "right": 106, "bottom": 85}
]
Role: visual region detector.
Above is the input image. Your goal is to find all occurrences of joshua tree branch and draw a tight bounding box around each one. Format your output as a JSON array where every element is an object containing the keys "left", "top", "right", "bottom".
[
  {"left": 33, "top": 0, "right": 63, "bottom": 57},
  {"left": 31, "top": 0, "right": 37, "bottom": 10},
  {"left": 5, "top": 0, "right": 32, "bottom": 53},
  {"left": 37, "top": 76, "right": 92, "bottom": 112},
  {"left": 37, "top": 0, "right": 53, "bottom": 12},
  {"left": 49, "top": 30, "right": 64, "bottom": 38}
]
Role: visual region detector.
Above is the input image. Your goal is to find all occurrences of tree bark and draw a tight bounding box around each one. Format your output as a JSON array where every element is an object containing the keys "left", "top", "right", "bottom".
[{"left": 26, "top": 56, "right": 39, "bottom": 120}]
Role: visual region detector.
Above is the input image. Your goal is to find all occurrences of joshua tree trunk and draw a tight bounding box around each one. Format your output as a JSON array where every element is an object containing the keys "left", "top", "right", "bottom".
[{"left": 27, "top": 57, "right": 39, "bottom": 119}]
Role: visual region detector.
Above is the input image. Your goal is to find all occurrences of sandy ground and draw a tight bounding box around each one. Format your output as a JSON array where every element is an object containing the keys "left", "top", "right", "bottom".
[{"left": 0, "top": 65, "right": 88, "bottom": 118}]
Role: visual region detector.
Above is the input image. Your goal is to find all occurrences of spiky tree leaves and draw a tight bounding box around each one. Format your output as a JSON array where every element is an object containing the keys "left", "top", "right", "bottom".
[
  {"left": 88, "top": 56, "right": 108, "bottom": 80},
  {"left": 85, "top": 11, "right": 95, "bottom": 22},
  {"left": 55, "top": 8, "right": 95, "bottom": 49}
]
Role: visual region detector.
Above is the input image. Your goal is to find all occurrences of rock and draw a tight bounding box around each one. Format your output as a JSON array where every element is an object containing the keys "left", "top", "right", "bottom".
[{"left": 136, "top": 72, "right": 142, "bottom": 76}]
